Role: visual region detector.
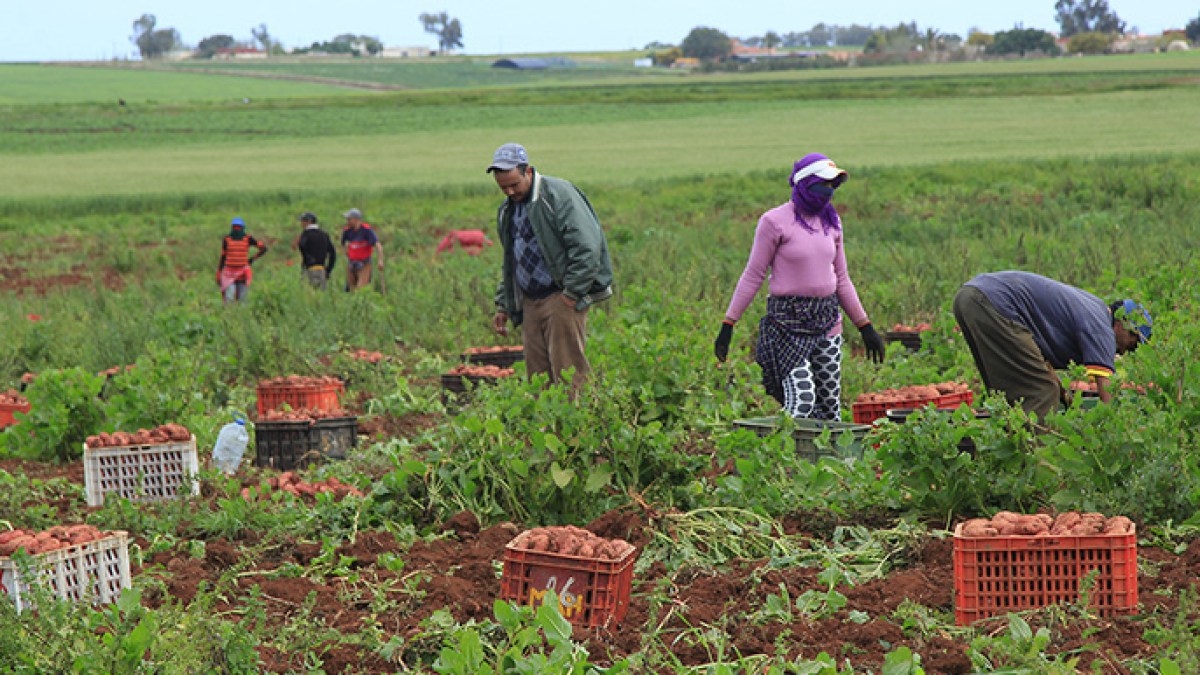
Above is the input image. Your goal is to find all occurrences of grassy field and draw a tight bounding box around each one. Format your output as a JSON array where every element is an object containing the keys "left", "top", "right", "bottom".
[
  {"left": 0, "top": 51, "right": 1198, "bottom": 202},
  {"left": 0, "top": 63, "right": 359, "bottom": 106}
]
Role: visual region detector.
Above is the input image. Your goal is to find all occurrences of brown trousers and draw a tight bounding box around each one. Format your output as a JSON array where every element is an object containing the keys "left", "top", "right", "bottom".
[
  {"left": 953, "top": 285, "right": 1062, "bottom": 420},
  {"left": 520, "top": 292, "right": 591, "bottom": 394}
]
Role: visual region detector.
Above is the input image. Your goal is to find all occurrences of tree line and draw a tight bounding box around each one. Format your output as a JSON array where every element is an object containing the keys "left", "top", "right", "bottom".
[
  {"left": 131, "top": 2, "right": 1199, "bottom": 61},
  {"left": 130, "top": 11, "right": 464, "bottom": 60},
  {"left": 671, "top": 1, "right": 1200, "bottom": 65}
]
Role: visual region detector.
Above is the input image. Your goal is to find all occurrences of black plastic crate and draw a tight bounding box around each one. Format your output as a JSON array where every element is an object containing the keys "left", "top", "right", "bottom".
[
  {"left": 884, "top": 330, "right": 923, "bottom": 352},
  {"left": 462, "top": 348, "right": 525, "bottom": 369},
  {"left": 440, "top": 373, "right": 504, "bottom": 395},
  {"left": 732, "top": 417, "right": 872, "bottom": 462},
  {"left": 312, "top": 417, "right": 358, "bottom": 460},
  {"left": 254, "top": 421, "right": 320, "bottom": 470}
]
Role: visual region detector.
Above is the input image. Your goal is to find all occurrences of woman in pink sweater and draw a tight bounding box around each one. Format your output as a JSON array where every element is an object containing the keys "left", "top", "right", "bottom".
[{"left": 714, "top": 153, "right": 885, "bottom": 420}]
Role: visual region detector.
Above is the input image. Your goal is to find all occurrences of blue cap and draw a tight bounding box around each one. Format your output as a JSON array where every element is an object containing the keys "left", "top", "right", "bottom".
[
  {"left": 487, "top": 143, "right": 528, "bottom": 172},
  {"left": 1112, "top": 299, "right": 1152, "bottom": 343},
  {"left": 231, "top": 217, "right": 245, "bottom": 227}
]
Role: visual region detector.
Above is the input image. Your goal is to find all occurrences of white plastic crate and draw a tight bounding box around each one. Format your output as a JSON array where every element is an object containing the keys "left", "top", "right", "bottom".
[
  {"left": 83, "top": 436, "right": 200, "bottom": 507},
  {"left": 0, "top": 531, "right": 131, "bottom": 612}
]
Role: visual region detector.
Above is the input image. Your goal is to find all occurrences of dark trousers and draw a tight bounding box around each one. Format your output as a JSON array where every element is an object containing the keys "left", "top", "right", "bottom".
[{"left": 953, "top": 285, "right": 1062, "bottom": 420}]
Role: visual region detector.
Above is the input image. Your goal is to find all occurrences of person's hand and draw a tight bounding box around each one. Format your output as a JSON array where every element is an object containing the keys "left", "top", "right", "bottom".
[
  {"left": 560, "top": 293, "right": 576, "bottom": 309},
  {"left": 714, "top": 321, "right": 734, "bottom": 362},
  {"left": 859, "top": 323, "right": 885, "bottom": 364},
  {"left": 377, "top": 260, "right": 385, "bottom": 271},
  {"left": 492, "top": 311, "right": 509, "bottom": 337}
]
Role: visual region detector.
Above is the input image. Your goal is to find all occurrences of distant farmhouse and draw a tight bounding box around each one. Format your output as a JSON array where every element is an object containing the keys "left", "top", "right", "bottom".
[
  {"left": 380, "top": 46, "right": 432, "bottom": 58},
  {"left": 492, "top": 57, "right": 576, "bottom": 70},
  {"left": 213, "top": 47, "right": 267, "bottom": 60},
  {"left": 728, "top": 39, "right": 830, "bottom": 63}
]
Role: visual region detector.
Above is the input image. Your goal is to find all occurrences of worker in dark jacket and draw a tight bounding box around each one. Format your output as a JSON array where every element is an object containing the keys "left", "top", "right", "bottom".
[
  {"left": 953, "top": 270, "right": 1150, "bottom": 420},
  {"left": 293, "top": 211, "right": 336, "bottom": 289}
]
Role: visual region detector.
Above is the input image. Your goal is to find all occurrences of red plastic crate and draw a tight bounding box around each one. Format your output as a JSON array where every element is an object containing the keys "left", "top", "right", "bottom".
[
  {"left": 255, "top": 382, "right": 343, "bottom": 416},
  {"left": 0, "top": 401, "right": 31, "bottom": 429},
  {"left": 500, "top": 542, "right": 637, "bottom": 628},
  {"left": 937, "top": 390, "right": 975, "bottom": 409},
  {"left": 852, "top": 389, "right": 975, "bottom": 424},
  {"left": 953, "top": 522, "right": 1138, "bottom": 625}
]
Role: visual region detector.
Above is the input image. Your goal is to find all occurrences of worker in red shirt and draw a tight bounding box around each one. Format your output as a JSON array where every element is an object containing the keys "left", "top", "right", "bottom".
[
  {"left": 216, "top": 217, "right": 267, "bottom": 304},
  {"left": 340, "top": 208, "right": 384, "bottom": 292},
  {"left": 436, "top": 229, "right": 494, "bottom": 256}
]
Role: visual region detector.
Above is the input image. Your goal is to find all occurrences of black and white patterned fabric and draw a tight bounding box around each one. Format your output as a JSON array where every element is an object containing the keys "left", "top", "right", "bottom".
[
  {"left": 755, "top": 294, "right": 840, "bottom": 406},
  {"left": 782, "top": 335, "right": 843, "bottom": 420}
]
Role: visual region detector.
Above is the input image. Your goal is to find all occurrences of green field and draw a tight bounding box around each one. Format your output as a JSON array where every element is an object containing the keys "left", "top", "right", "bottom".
[
  {"left": 2, "top": 52, "right": 1200, "bottom": 671},
  {"left": 1, "top": 52, "right": 1199, "bottom": 202}
]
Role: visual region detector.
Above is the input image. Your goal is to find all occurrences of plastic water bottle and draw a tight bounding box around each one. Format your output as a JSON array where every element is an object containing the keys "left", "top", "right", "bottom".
[{"left": 212, "top": 417, "right": 250, "bottom": 475}]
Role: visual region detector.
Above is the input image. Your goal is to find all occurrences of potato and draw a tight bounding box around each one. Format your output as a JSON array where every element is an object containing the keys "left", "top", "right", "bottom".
[
  {"left": 991, "top": 511, "right": 1020, "bottom": 524},
  {"left": 0, "top": 535, "right": 37, "bottom": 556},
  {"left": 1013, "top": 516, "right": 1049, "bottom": 535},
  {"left": 1103, "top": 516, "right": 1133, "bottom": 534},
  {"left": 1050, "top": 512, "right": 1082, "bottom": 534}
]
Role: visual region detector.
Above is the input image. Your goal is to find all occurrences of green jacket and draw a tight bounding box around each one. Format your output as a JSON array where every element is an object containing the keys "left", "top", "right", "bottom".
[{"left": 495, "top": 171, "right": 614, "bottom": 326}]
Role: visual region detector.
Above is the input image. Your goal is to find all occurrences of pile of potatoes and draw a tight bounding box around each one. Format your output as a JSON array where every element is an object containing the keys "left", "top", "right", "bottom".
[
  {"left": 240, "top": 471, "right": 364, "bottom": 501},
  {"left": 960, "top": 511, "right": 1134, "bottom": 537},
  {"left": 446, "top": 364, "right": 515, "bottom": 378},
  {"left": 347, "top": 349, "right": 385, "bottom": 363},
  {"left": 0, "top": 389, "right": 28, "bottom": 406},
  {"left": 509, "top": 525, "right": 635, "bottom": 561},
  {"left": 259, "top": 375, "right": 344, "bottom": 389},
  {"left": 86, "top": 423, "right": 192, "bottom": 448},
  {"left": 463, "top": 345, "right": 523, "bottom": 355},
  {"left": 890, "top": 322, "right": 932, "bottom": 332},
  {"left": 258, "top": 407, "right": 352, "bottom": 422},
  {"left": 855, "top": 381, "right": 970, "bottom": 405},
  {"left": 0, "top": 525, "right": 110, "bottom": 556}
]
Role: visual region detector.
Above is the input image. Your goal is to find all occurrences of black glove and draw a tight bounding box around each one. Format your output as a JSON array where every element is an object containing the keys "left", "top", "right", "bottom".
[
  {"left": 859, "top": 323, "right": 885, "bottom": 364},
  {"left": 714, "top": 322, "right": 734, "bottom": 362}
]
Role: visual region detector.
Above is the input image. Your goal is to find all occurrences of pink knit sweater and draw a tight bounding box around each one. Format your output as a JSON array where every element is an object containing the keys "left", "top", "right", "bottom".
[{"left": 723, "top": 202, "right": 869, "bottom": 336}]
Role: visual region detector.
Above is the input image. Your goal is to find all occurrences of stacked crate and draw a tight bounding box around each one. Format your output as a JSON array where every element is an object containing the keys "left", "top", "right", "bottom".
[{"left": 255, "top": 377, "right": 356, "bottom": 470}]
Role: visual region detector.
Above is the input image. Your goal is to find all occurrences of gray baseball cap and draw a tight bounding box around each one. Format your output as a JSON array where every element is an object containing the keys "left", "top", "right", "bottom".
[
  {"left": 342, "top": 208, "right": 363, "bottom": 219},
  {"left": 487, "top": 143, "right": 528, "bottom": 173}
]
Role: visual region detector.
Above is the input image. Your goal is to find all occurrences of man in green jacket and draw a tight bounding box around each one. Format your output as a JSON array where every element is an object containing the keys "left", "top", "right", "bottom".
[{"left": 487, "top": 142, "right": 614, "bottom": 394}]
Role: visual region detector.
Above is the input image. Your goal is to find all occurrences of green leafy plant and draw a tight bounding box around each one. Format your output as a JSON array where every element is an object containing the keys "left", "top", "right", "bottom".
[
  {"left": 432, "top": 592, "right": 626, "bottom": 674},
  {"left": 967, "top": 614, "right": 1080, "bottom": 673},
  {"left": 1, "top": 367, "right": 105, "bottom": 462}
]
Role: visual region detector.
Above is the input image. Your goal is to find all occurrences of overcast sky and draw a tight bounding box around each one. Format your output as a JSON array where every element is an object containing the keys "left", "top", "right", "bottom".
[{"left": 2, "top": 1, "right": 1190, "bottom": 62}]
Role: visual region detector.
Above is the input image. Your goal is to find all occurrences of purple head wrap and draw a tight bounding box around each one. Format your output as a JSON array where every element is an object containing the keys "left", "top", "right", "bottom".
[{"left": 790, "top": 153, "right": 847, "bottom": 234}]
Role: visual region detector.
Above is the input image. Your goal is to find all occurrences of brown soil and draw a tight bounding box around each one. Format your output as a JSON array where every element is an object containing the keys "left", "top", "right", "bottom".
[
  {"left": 122, "top": 507, "right": 1200, "bottom": 673},
  {"left": 0, "top": 457, "right": 85, "bottom": 483},
  {"left": 0, "top": 263, "right": 126, "bottom": 295},
  {"left": 4, "top": 454, "right": 1195, "bottom": 672},
  {"left": 357, "top": 411, "right": 443, "bottom": 441}
]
